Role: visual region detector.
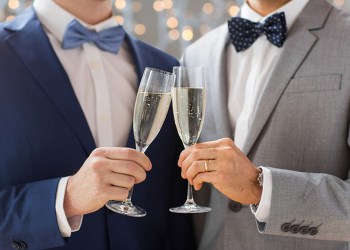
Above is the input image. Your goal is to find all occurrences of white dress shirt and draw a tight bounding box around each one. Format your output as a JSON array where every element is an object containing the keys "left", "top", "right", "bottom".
[
  {"left": 33, "top": 0, "right": 138, "bottom": 237},
  {"left": 227, "top": 0, "right": 309, "bottom": 222}
]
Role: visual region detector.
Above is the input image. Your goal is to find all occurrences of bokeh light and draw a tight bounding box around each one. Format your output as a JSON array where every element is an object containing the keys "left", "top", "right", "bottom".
[
  {"left": 203, "top": 3, "right": 214, "bottom": 14},
  {"left": 114, "top": 15, "right": 124, "bottom": 25},
  {"left": 169, "top": 29, "right": 180, "bottom": 40},
  {"left": 114, "top": 0, "right": 126, "bottom": 10},
  {"left": 228, "top": 4, "right": 240, "bottom": 16},
  {"left": 182, "top": 26, "right": 194, "bottom": 41},
  {"left": 153, "top": 0, "right": 164, "bottom": 12},
  {"left": 163, "top": 0, "right": 173, "bottom": 9},
  {"left": 132, "top": 1, "right": 142, "bottom": 12},
  {"left": 8, "top": 0, "right": 19, "bottom": 10},
  {"left": 1, "top": 0, "right": 350, "bottom": 58},
  {"left": 134, "top": 23, "right": 146, "bottom": 35},
  {"left": 167, "top": 17, "right": 178, "bottom": 29}
]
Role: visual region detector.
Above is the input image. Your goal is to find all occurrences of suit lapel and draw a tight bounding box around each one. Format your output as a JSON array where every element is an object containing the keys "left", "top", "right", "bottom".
[
  {"left": 5, "top": 7, "right": 96, "bottom": 154},
  {"left": 125, "top": 34, "right": 144, "bottom": 84},
  {"left": 122, "top": 34, "right": 144, "bottom": 149},
  {"left": 242, "top": 0, "right": 333, "bottom": 155},
  {"left": 200, "top": 24, "right": 232, "bottom": 141}
]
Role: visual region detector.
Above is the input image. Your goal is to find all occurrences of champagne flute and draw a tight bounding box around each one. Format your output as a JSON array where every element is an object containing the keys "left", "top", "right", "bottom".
[
  {"left": 169, "top": 66, "right": 211, "bottom": 214},
  {"left": 106, "top": 67, "right": 175, "bottom": 217}
]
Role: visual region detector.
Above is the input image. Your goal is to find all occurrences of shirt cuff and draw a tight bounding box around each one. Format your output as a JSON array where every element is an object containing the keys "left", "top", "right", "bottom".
[
  {"left": 55, "top": 177, "right": 83, "bottom": 237},
  {"left": 250, "top": 167, "right": 272, "bottom": 223}
]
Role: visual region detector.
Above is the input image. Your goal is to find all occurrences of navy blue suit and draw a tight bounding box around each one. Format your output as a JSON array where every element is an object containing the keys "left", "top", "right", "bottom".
[{"left": 0, "top": 7, "right": 195, "bottom": 250}]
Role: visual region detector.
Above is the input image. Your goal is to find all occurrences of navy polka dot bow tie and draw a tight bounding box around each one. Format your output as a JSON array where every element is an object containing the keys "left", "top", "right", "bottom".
[
  {"left": 227, "top": 12, "right": 287, "bottom": 52},
  {"left": 62, "top": 19, "right": 126, "bottom": 54}
]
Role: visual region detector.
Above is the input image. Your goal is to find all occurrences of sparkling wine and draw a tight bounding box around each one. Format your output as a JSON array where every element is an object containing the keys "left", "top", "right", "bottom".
[
  {"left": 171, "top": 87, "right": 206, "bottom": 147},
  {"left": 133, "top": 91, "right": 172, "bottom": 149}
]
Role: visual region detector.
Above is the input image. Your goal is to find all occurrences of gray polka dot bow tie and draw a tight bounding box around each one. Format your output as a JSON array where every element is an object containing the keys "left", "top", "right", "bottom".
[{"left": 227, "top": 12, "right": 287, "bottom": 52}]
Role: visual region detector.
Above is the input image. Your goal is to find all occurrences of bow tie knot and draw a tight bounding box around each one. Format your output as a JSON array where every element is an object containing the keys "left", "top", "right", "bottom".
[
  {"left": 228, "top": 12, "right": 287, "bottom": 52},
  {"left": 86, "top": 32, "right": 100, "bottom": 43},
  {"left": 62, "top": 19, "right": 126, "bottom": 54}
]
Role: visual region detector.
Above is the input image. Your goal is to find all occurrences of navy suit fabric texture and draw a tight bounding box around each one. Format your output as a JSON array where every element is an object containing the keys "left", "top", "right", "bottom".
[{"left": 0, "top": 7, "right": 195, "bottom": 250}]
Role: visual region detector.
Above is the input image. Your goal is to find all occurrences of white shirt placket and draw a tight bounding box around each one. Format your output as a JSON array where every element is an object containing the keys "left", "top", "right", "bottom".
[{"left": 83, "top": 43, "right": 114, "bottom": 147}]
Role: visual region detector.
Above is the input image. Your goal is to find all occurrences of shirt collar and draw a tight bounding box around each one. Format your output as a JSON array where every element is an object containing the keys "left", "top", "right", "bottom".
[
  {"left": 33, "top": 0, "right": 118, "bottom": 43},
  {"left": 241, "top": 0, "right": 310, "bottom": 31}
]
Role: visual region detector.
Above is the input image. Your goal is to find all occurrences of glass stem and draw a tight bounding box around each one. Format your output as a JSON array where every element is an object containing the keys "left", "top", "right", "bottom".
[
  {"left": 123, "top": 144, "right": 147, "bottom": 206},
  {"left": 123, "top": 186, "right": 134, "bottom": 206},
  {"left": 183, "top": 144, "right": 197, "bottom": 206},
  {"left": 185, "top": 181, "right": 197, "bottom": 205}
]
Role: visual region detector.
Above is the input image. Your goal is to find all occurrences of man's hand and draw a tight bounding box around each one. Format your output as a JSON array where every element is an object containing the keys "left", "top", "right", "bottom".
[
  {"left": 64, "top": 147, "right": 152, "bottom": 217},
  {"left": 178, "top": 138, "right": 262, "bottom": 204}
]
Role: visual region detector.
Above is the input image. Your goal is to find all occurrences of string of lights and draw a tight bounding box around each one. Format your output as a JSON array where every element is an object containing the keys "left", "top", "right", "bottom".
[{"left": 0, "top": 0, "right": 349, "bottom": 57}]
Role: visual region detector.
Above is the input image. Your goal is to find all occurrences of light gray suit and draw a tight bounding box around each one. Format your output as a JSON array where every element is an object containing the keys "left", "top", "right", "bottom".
[{"left": 182, "top": 0, "right": 350, "bottom": 249}]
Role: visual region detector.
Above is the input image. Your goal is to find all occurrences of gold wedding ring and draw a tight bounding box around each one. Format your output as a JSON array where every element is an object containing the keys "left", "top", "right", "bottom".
[{"left": 204, "top": 160, "right": 209, "bottom": 172}]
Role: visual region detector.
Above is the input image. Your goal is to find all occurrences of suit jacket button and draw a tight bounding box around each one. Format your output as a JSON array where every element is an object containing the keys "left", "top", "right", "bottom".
[
  {"left": 300, "top": 226, "right": 310, "bottom": 234},
  {"left": 309, "top": 227, "right": 318, "bottom": 236},
  {"left": 11, "top": 240, "right": 20, "bottom": 250},
  {"left": 290, "top": 225, "right": 300, "bottom": 234},
  {"left": 228, "top": 200, "right": 242, "bottom": 212},
  {"left": 281, "top": 223, "right": 291, "bottom": 232},
  {"left": 18, "top": 241, "right": 27, "bottom": 249}
]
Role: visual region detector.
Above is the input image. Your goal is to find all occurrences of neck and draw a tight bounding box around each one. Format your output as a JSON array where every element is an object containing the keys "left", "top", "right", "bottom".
[
  {"left": 247, "top": 0, "right": 291, "bottom": 16},
  {"left": 53, "top": 0, "right": 112, "bottom": 25}
]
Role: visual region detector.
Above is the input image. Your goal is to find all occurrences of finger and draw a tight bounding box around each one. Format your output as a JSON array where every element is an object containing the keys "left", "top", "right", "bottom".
[
  {"left": 192, "top": 172, "right": 215, "bottom": 191},
  {"left": 194, "top": 138, "right": 235, "bottom": 150},
  {"left": 104, "top": 172, "right": 137, "bottom": 190},
  {"left": 92, "top": 147, "right": 152, "bottom": 171},
  {"left": 88, "top": 156, "right": 147, "bottom": 184},
  {"left": 186, "top": 160, "right": 214, "bottom": 184},
  {"left": 178, "top": 147, "right": 195, "bottom": 167},
  {"left": 109, "top": 159, "right": 147, "bottom": 184},
  {"left": 181, "top": 148, "right": 217, "bottom": 177},
  {"left": 178, "top": 138, "right": 234, "bottom": 165},
  {"left": 105, "top": 185, "right": 130, "bottom": 202}
]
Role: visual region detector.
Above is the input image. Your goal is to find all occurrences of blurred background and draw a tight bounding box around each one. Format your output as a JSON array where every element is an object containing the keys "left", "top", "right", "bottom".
[{"left": 0, "top": 0, "right": 349, "bottom": 58}]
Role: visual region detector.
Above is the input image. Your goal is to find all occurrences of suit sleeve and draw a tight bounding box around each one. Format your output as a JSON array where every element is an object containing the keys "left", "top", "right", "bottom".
[
  {"left": 0, "top": 178, "right": 67, "bottom": 250},
  {"left": 256, "top": 120, "right": 350, "bottom": 241}
]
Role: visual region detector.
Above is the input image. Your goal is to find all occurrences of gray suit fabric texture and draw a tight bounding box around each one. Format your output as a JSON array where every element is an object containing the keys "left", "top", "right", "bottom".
[{"left": 182, "top": 0, "right": 350, "bottom": 249}]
